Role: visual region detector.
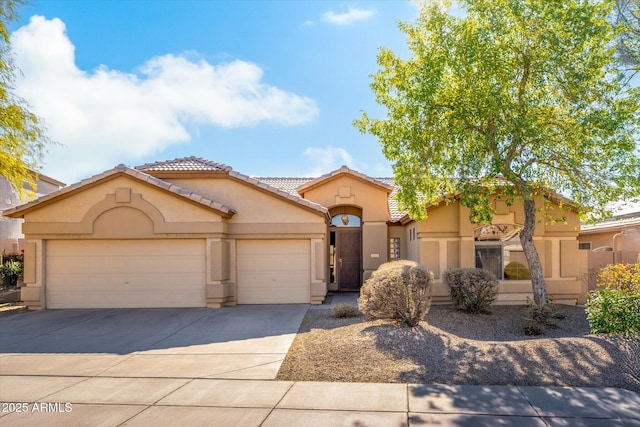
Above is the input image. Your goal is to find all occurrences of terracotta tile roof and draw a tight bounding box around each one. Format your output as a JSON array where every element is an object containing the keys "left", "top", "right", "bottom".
[
  {"left": 297, "top": 165, "right": 394, "bottom": 194},
  {"left": 136, "top": 156, "right": 232, "bottom": 172},
  {"left": 580, "top": 212, "right": 640, "bottom": 234},
  {"left": 3, "top": 164, "right": 236, "bottom": 218},
  {"left": 256, "top": 176, "right": 407, "bottom": 223},
  {"left": 256, "top": 177, "right": 315, "bottom": 194},
  {"left": 228, "top": 173, "right": 328, "bottom": 216},
  {"left": 377, "top": 178, "right": 405, "bottom": 222}
]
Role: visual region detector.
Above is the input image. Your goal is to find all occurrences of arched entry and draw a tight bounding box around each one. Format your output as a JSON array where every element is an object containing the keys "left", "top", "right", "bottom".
[{"left": 329, "top": 206, "right": 362, "bottom": 290}]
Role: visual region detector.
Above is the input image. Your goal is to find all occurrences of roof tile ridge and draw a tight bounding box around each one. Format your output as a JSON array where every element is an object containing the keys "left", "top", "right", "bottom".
[{"left": 230, "top": 170, "right": 327, "bottom": 213}]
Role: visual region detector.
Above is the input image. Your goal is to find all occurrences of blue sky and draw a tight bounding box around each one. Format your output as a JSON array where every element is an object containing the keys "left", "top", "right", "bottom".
[{"left": 10, "top": 1, "right": 419, "bottom": 184}]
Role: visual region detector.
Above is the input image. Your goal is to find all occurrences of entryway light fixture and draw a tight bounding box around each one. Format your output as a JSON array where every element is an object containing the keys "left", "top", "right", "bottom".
[{"left": 342, "top": 214, "right": 349, "bottom": 225}]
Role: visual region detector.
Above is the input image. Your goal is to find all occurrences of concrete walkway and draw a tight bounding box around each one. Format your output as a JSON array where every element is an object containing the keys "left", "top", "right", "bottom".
[
  {"left": 1, "top": 298, "right": 639, "bottom": 426},
  {"left": 1, "top": 377, "right": 638, "bottom": 426}
]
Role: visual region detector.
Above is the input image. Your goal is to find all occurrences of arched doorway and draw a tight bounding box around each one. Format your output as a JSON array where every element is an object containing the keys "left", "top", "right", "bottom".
[{"left": 329, "top": 206, "right": 362, "bottom": 290}]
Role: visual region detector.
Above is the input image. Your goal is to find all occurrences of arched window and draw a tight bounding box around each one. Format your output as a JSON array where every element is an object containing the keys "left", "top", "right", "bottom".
[
  {"left": 474, "top": 224, "right": 530, "bottom": 280},
  {"left": 330, "top": 213, "right": 361, "bottom": 227}
]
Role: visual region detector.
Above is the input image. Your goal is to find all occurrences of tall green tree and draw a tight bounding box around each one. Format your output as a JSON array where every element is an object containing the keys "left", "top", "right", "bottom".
[
  {"left": 356, "top": 0, "right": 640, "bottom": 307},
  {"left": 1, "top": 0, "right": 49, "bottom": 200}
]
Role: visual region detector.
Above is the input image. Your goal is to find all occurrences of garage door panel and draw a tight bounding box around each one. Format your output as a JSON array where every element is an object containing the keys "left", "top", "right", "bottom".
[
  {"left": 46, "top": 240, "right": 205, "bottom": 309},
  {"left": 237, "top": 240, "right": 311, "bottom": 304}
]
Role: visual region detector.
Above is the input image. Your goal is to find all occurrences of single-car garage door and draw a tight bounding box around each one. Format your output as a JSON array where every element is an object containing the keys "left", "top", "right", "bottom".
[
  {"left": 237, "top": 240, "right": 310, "bottom": 304},
  {"left": 46, "top": 239, "right": 206, "bottom": 309}
]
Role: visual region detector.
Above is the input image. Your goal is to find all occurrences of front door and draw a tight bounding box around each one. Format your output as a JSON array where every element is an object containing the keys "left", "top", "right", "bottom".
[{"left": 337, "top": 229, "right": 362, "bottom": 290}]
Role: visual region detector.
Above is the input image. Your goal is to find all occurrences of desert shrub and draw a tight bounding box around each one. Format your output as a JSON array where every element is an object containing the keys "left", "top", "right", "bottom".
[
  {"left": 596, "top": 263, "right": 640, "bottom": 293},
  {"left": 522, "top": 298, "right": 566, "bottom": 335},
  {"left": 1, "top": 260, "right": 23, "bottom": 288},
  {"left": 358, "top": 260, "right": 434, "bottom": 327},
  {"left": 586, "top": 288, "right": 640, "bottom": 335},
  {"left": 443, "top": 268, "right": 498, "bottom": 314},
  {"left": 503, "top": 261, "right": 531, "bottom": 280},
  {"left": 331, "top": 303, "right": 360, "bottom": 318},
  {"left": 584, "top": 263, "right": 640, "bottom": 335}
]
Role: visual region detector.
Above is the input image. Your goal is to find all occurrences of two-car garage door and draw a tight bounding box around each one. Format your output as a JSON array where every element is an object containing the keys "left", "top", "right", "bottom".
[
  {"left": 46, "top": 240, "right": 206, "bottom": 309},
  {"left": 45, "top": 239, "right": 311, "bottom": 308}
]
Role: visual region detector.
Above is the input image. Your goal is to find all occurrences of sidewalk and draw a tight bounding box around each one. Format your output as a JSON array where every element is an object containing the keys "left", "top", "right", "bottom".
[{"left": 1, "top": 376, "right": 638, "bottom": 426}]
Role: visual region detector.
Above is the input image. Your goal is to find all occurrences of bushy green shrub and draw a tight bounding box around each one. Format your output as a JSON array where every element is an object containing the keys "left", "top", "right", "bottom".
[
  {"left": 443, "top": 268, "right": 498, "bottom": 314},
  {"left": 358, "top": 260, "right": 434, "bottom": 327},
  {"left": 503, "top": 261, "right": 531, "bottom": 280},
  {"left": 586, "top": 288, "right": 640, "bottom": 335},
  {"left": 331, "top": 303, "right": 360, "bottom": 318},
  {"left": 585, "top": 263, "right": 640, "bottom": 335},
  {"left": 1, "top": 260, "right": 23, "bottom": 288}
]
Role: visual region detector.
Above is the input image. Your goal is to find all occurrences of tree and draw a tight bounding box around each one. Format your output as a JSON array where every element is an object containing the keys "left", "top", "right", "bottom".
[
  {"left": 1, "top": 0, "right": 49, "bottom": 200},
  {"left": 613, "top": 0, "right": 639, "bottom": 73},
  {"left": 356, "top": 0, "right": 640, "bottom": 307}
]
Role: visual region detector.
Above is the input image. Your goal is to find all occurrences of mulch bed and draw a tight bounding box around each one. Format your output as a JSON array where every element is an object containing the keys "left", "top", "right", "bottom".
[{"left": 276, "top": 305, "right": 640, "bottom": 392}]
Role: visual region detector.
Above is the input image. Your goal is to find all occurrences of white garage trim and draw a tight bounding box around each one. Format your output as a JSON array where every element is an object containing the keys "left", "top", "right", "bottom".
[
  {"left": 46, "top": 239, "right": 206, "bottom": 309},
  {"left": 236, "top": 240, "right": 311, "bottom": 304}
]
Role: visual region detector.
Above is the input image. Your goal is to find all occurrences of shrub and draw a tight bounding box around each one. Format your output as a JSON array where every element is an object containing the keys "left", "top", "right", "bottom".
[
  {"left": 522, "top": 298, "right": 566, "bottom": 336},
  {"left": 1, "top": 260, "right": 23, "bottom": 288},
  {"left": 585, "top": 263, "right": 640, "bottom": 335},
  {"left": 331, "top": 303, "right": 360, "bottom": 318},
  {"left": 596, "top": 263, "right": 640, "bottom": 294},
  {"left": 503, "top": 261, "right": 531, "bottom": 280},
  {"left": 586, "top": 288, "right": 640, "bottom": 335},
  {"left": 443, "top": 268, "right": 498, "bottom": 314},
  {"left": 358, "top": 260, "right": 434, "bottom": 327}
]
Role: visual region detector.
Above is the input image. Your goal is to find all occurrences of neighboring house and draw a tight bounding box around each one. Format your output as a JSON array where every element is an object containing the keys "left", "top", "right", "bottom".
[
  {"left": 0, "top": 172, "right": 65, "bottom": 257},
  {"left": 578, "top": 209, "right": 640, "bottom": 277},
  {"left": 3, "top": 157, "right": 585, "bottom": 309}
]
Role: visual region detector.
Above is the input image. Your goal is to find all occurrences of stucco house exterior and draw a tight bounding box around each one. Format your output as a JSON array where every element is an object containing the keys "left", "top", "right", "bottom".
[
  {"left": 578, "top": 209, "right": 640, "bottom": 284},
  {"left": 3, "top": 157, "right": 586, "bottom": 309},
  {"left": 1, "top": 171, "right": 65, "bottom": 257}
]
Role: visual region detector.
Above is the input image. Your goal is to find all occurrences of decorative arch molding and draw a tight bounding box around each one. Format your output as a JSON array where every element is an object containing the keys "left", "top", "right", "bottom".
[
  {"left": 82, "top": 192, "right": 166, "bottom": 234},
  {"left": 21, "top": 189, "right": 227, "bottom": 237}
]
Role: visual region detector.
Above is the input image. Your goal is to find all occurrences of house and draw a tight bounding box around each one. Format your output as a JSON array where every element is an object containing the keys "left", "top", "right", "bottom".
[
  {"left": 2, "top": 157, "right": 586, "bottom": 309},
  {"left": 578, "top": 208, "right": 640, "bottom": 288},
  {"left": 0, "top": 171, "right": 65, "bottom": 257}
]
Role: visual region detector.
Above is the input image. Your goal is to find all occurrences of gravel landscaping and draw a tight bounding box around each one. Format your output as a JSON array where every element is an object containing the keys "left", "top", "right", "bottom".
[{"left": 276, "top": 305, "right": 640, "bottom": 392}]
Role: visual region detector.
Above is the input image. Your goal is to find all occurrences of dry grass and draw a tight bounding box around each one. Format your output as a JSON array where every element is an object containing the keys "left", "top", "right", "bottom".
[{"left": 276, "top": 305, "right": 640, "bottom": 392}]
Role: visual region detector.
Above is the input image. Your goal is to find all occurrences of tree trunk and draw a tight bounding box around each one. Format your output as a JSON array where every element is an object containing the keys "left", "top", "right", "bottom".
[{"left": 519, "top": 198, "right": 548, "bottom": 306}]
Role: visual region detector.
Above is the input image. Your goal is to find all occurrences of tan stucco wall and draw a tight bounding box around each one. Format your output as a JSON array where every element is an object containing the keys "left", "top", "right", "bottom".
[
  {"left": 1, "top": 176, "right": 63, "bottom": 255},
  {"left": 362, "top": 222, "right": 388, "bottom": 280},
  {"left": 579, "top": 227, "right": 640, "bottom": 269},
  {"left": 170, "top": 177, "right": 324, "bottom": 224},
  {"left": 25, "top": 176, "right": 223, "bottom": 225},
  {"left": 300, "top": 175, "right": 390, "bottom": 223}
]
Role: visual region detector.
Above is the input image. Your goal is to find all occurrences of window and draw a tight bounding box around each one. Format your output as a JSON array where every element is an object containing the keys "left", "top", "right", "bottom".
[
  {"left": 578, "top": 242, "right": 592, "bottom": 250},
  {"left": 409, "top": 227, "right": 416, "bottom": 241},
  {"left": 474, "top": 224, "right": 530, "bottom": 280},
  {"left": 330, "top": 214, "right": 361, "bottom": 227},
  {"left": 389, "top": 238, "right": 401, "bottom": 260}
]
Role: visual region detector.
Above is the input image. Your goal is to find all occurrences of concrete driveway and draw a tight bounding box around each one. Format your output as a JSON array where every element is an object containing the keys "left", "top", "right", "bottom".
[{"left": 0, "top": 305, "right": 308, "bottom": 380}]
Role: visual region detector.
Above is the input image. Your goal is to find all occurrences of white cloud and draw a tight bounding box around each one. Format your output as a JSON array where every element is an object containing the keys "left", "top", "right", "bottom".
[
  {"left": 303, "top": 146, "right": 355, "bottom": 176},
  {"left": 322, "top": 7, "right": 376, "bottom": 25},
  {"left": 11, "top": 16, "right": 318, "bottom": 183}
]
